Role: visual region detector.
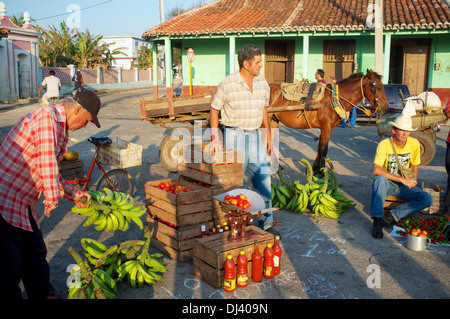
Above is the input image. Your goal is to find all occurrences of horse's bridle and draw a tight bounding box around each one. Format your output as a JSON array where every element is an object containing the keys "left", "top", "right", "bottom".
[{"left": 361, "top": 77, "right": 382, "bottom": 115}]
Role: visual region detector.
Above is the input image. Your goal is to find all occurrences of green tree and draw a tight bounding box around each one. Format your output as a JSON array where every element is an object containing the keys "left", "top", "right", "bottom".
[
  {"left": 9, "top": 13, "right": 36, "bottom": 27},
  {"left": 36, "top": 21, "right": 75, "bottom": 67},
  {"left": 36, "top": 23, "right": 126, "bottom": 69},
  {"left": 103, "top": 45, "right": 128, "bottom": 69},
  {"left": 133, "top": 45, "right": 154, "bottom": 70}
]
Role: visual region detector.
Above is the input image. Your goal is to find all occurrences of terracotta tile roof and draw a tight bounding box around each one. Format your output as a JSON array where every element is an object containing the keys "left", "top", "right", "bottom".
[{"left": 142, "top": 0, "right": 450, "bottom": 39}]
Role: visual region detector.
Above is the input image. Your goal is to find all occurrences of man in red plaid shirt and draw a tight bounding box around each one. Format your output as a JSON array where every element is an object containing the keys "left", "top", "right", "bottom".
[{"left": 0, "top": 88, "right": 101, "bottom": 299}]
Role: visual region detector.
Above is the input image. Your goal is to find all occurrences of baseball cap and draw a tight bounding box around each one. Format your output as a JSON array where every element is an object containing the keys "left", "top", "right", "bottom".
[{"left": 72, "top": 88, "right": 101, "bottom": 128}]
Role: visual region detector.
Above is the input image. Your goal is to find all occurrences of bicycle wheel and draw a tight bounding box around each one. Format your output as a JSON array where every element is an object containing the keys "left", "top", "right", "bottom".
[{"left": 96, "top": 169, "right": 134, "bottom": 196}]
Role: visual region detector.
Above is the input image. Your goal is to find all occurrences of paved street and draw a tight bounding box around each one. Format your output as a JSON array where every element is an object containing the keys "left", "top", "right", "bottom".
[{"left": 1, "top": 87, "right": 449, "bottom": 303}]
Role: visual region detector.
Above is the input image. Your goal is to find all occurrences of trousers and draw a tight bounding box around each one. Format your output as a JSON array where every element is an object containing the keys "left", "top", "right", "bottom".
[
  {"left": 370, "top": 175, "right": 433, "bottom": 221},
  {"left": 0, "top": 208, "right": 54, "bottom": 299},
  {"left": 224, "top": 128, "right": 273, "bottom": 229}
]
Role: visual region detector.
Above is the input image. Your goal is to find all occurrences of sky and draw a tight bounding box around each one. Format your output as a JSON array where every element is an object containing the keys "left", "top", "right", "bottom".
[{"left": 4, "top": 0, "right": 212, "bottom": 38}]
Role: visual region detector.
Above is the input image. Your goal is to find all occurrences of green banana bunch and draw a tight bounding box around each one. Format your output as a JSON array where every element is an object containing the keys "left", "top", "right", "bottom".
[
  {"left": 115, "top": 227, "right": 166, "bottom": 287},
  {"left": 308, "top": 161, "right": 356, "bottom": 219},
  {"left": 272, "top": 158, "right": 356, "bottom": 219},
  {"left": 79, "top": 227, "right": 167, "bottom": 291},
  {"left": 271, "top": 168, "right": 294, "bottom": 209},
  {"left": 70, "top": 188, "right": 147, "bottom": 232},
  {"left": 67, "top": 246, "right": 118, "bottom": 299}
]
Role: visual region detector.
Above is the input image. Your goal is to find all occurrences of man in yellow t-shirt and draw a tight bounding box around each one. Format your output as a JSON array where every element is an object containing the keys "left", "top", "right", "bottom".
[{"left": 371, "top": 114, "right": 433, "bottom": 239}]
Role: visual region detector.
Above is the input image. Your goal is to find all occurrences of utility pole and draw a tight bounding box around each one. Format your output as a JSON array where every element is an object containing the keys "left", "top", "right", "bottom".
[
  {"left": 160, "top": 0, "right": 165, "bottom": 23},
  {"left": 374, "top": 0, "right": 383, "bottom": 75}
]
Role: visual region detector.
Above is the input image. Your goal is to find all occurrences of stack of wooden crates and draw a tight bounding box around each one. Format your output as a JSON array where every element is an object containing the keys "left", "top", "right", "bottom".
[{"left": 145, "top": 145, "right": 244, "bottom": 261}]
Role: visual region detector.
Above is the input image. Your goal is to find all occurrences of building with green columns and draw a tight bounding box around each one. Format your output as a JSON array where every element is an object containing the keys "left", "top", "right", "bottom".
[{"left": 143, "top": 0, "right": 450, "bottom": 104}]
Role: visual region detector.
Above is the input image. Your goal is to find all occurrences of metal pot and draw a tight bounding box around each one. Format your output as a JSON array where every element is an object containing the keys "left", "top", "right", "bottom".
[{"left": 405, "top": 234, "right": 431, "bottom": 251}]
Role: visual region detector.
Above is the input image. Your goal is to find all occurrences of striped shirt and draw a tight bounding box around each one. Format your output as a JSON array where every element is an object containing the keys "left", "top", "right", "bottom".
[
  {"left": 211, "top": 71, "right": 270, "bottom": 130},
  {"left": 0, "top": 104, "right": 81, "bottom": 231}
]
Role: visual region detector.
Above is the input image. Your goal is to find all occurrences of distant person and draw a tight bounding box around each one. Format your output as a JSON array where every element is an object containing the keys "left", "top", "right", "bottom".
[
  {"left": 370, "top": 114, "right": 433, "bottom": 239},
  {"left": 72, "top": 69, "right": 83, "bottom": 89},
  {"left": 39, "top": 70, "right": 61, "bottom": 105},
  {"left": 313, "top": 69, "right": 326, "bottom": 139}
]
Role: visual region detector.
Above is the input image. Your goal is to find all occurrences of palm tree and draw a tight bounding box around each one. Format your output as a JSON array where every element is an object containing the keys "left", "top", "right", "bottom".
[
  {"left": 37, "top": 21, "right": 75, "bottom": 67},
  {"left": 9, "top": 13, "right": 36, "bottom": 27},
  {"left": 102, "top": 45, "right": 128, "bottom": 69},
  {"left": 70, "top": 29, "right": 109, "bottom": 68},
  {"left": 133, "top": 45, "right": 154, "bottom": 70}
]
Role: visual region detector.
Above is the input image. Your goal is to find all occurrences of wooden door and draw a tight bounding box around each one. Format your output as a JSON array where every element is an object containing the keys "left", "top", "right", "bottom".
[
  {"left": 323, "top": 40, "right": 355, "bottom": 82},
  {"left": 402, "top": 39, "right": 431, "bottom": 96},
  {"left": 265, "top": 40, "right": 294, "bottom": 84}
]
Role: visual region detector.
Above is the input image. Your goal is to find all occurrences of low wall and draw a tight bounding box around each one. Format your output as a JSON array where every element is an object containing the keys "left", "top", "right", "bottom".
[{"left": 39, "top": 65, "right": 162, "bottom": 95}]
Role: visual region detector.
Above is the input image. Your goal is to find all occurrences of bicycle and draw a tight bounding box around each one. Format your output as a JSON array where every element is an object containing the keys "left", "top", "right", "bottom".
[
  {"left": 40, "top": 95, "right": 59, "bottom": 106},
  {"left": 65, "top": 136, "right": 135, "bottom": 196}
]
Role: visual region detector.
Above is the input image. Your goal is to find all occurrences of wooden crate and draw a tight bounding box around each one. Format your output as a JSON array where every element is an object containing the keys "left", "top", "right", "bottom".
[
  {"left": 145, "top": 178, "right": 213, "bottom": 228},
  {"left": 146, "top": 215, "right": 214, "bottom": 262},
  {"left": 192, "top": 226, "right": 274, "bottom": 289},
  {"left": 422, "top": 184, "right": 446, "bottom": 214},
  {"left": 59, "top": 159, "right": 84, "bottom": 180},
  {"left": 178, "top": 147, "right": 244, "bottom": 186}
]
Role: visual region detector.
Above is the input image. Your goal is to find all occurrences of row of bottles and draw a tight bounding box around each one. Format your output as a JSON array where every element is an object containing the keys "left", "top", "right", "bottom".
[
  {"left": 224, "top": 236, "right": 281, "bottom": 293},
  {"left": 200, "top": 222, "right": 232, "bottom": 238}
]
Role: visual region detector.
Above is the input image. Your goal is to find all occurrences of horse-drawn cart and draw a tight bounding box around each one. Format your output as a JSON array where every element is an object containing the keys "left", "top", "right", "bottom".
[
  {"left": 139, "top": 92, "right": 216, "bottom": 172},
  {"left": 139, "top": 90, "right": 313, "bottom": 172},
  {"left": 376, "top": 110, "right": 448, "bottom": 166}
]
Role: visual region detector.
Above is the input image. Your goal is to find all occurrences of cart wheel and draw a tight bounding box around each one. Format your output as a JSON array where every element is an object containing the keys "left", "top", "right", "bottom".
[
  {"left": 159, "top": 134, "right": 183, "bottom": 172},
  {"left": 96, "top": 169, "right": 134, "bottom": 196},
  {"left": 410, "top": 131, "right": 435, "bottom": 166}
]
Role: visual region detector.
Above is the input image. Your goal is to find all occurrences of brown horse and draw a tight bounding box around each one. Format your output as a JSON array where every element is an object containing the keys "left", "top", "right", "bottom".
[{"left": 268, "top": 69, "right": 389, "bottom": 176}]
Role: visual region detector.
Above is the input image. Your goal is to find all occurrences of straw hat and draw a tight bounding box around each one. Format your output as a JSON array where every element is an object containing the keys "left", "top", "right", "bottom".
[{"left": 388, "top": 114, "right": 416, "bottom": 132}]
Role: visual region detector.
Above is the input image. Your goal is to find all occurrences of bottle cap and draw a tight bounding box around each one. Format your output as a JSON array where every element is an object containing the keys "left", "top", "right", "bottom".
[
  {"left": 240, "top": 250, "right": 245, "bottom": 255},
  {"left": 267, "top": 243, "right": 272, "bottom": 248},
  {"left": 227, "top": 254, "right": 232, "bottom": 259}
]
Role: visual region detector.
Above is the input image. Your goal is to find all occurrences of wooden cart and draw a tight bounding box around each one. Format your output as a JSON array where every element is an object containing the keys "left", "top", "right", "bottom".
[
  {"left": 140, "top": 92, "right": 216, "bottom": 172},
  {"left": 140, "top": 91, "right": 310, "bottom": 172}
]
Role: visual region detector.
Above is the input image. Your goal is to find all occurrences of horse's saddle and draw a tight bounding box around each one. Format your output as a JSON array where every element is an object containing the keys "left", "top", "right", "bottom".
[{"left": 280, "top": 80, "right": 325, "bottom": 103}]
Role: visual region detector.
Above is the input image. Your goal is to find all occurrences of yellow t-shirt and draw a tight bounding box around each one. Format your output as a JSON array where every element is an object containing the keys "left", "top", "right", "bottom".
[{"left": 373, "top": 137, "right": 421, "bottom": 176}]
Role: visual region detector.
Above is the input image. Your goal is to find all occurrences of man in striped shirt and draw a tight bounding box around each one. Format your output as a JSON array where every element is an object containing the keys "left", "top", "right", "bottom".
[
  {"left": 209, "top": 44, "right": 279, "bottom": 237},
  {"left": 0, "top": 88, "right": 101, "bottom": 299}
]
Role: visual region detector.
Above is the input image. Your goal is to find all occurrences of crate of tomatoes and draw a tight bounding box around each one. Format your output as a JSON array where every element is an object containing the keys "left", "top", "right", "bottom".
[{"left": 145, "top": 178, "right": 214, "bottom": 261}]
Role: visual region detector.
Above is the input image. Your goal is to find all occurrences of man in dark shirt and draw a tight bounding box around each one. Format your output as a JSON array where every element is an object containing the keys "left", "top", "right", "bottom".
[{"left": 72, "top": 69, "right": 83, "bottom": 89}]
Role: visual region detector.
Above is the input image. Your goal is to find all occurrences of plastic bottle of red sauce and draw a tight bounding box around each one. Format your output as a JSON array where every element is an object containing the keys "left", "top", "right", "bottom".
[
  {"left": 252, "top": 242, "right": 263, "bottom": 282},
  {"left": 273, "top": 236, "right": 282, "bottom": 275},
  {"left": 236, "top": 250, "right": 248, "bottom": 288},
  {"left": 224, "top": 254, "right": 236, "bottom": 293},
  {"left": 263, "top": 243, "right": 275, "bottom": 279}
]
